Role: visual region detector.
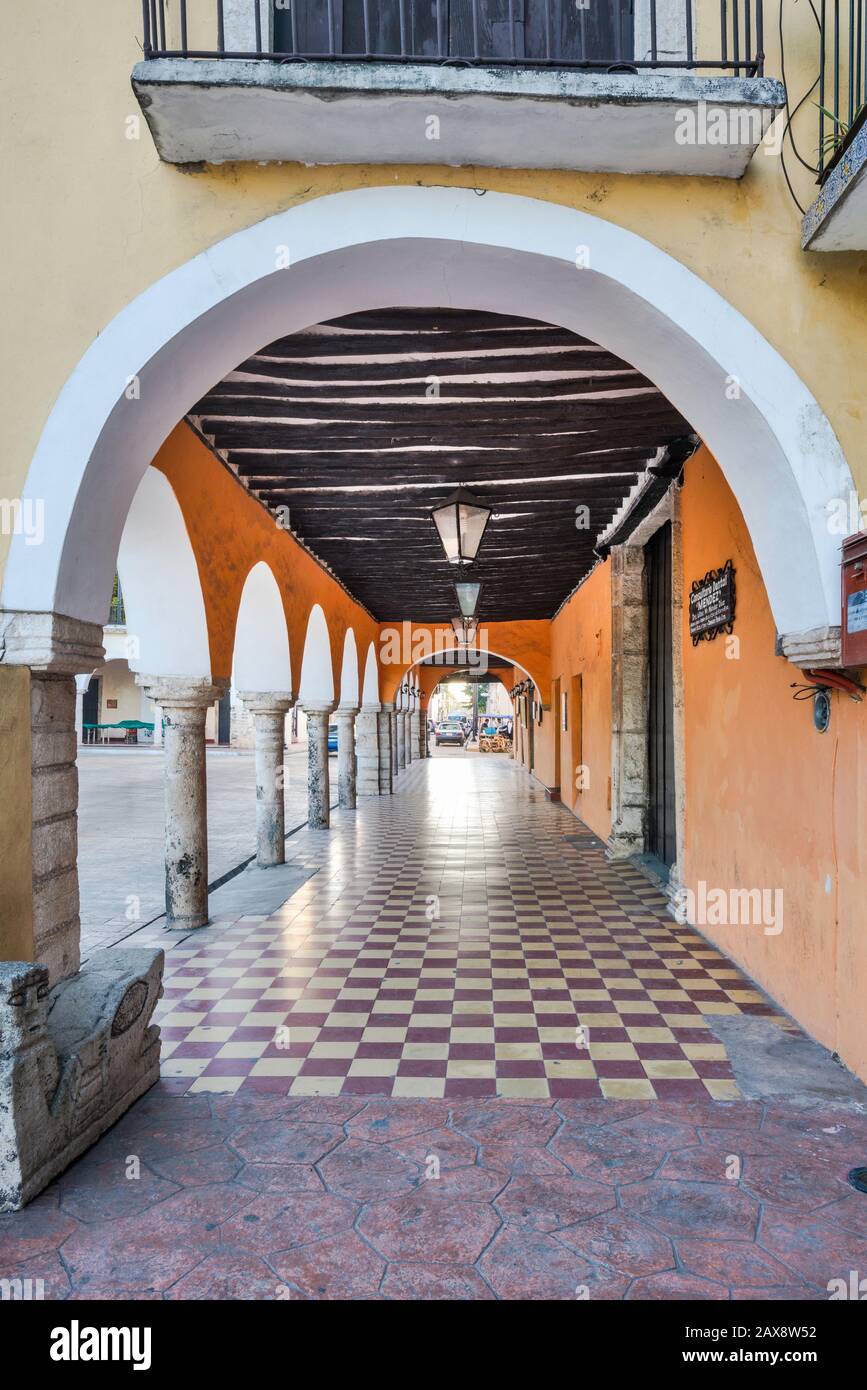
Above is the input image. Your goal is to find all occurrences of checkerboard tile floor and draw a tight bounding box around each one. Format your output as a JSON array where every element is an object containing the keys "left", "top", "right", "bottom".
[{"left": 155, "top": 754, "right": 794, "bottom": 1102}]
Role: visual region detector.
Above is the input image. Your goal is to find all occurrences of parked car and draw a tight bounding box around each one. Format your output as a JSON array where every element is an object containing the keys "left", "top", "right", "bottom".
[
  {"left": 327, "top": 723, "right": 338, "bottom": 754},
  {"left": 435, "top": 716, "right": 467, "bottom": 747}
]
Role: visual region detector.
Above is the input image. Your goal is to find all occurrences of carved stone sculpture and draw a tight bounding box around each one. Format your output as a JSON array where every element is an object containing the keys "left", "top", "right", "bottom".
[{"left": 0, "top": 948, "right": 163, "bottom": 1211}]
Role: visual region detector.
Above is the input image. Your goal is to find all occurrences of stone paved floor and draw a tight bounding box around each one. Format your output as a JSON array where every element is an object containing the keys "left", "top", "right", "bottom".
[
  {"left": 78, "top": 744, "right": 313, "bottom": 954},
  {"left": 153, "top": 754, "right": 797, "bottom": 1101},
  {"left": 2, "top": 1088, "right": 866, "bottom": 1300},
  {"left": 4, "top": 753, "right": 865, "bottom": 1301}
]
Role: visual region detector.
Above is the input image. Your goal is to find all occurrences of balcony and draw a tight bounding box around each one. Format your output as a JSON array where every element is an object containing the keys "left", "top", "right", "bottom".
[
  {"left": 801, "top": 1, "right": 867, "bottom": 251},
  {"left": 132, "top": 0, "right": 784, "bottom": 175}
]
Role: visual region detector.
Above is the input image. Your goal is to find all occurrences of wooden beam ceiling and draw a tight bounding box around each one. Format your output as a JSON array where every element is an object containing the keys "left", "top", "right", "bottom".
[{"left": 189, "top": 308, "right": 691, "bottom": 621}]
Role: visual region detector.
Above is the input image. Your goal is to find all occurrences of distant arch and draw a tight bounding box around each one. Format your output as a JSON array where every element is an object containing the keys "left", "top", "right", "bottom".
[
  {"left": 116, "top": 467, "right": 210, "bottom": 679},
  {"left": 338, "top": 627, "right": 359, "bottom": 707},
  {"left": 299, "top": 604, "right": 334, "bottom": 704},
  {"left": 233, "top": 561, "right": 292, "bottom": 693},
  {"left": 361, "top": 641, "right": 380, "bottom": 705}
]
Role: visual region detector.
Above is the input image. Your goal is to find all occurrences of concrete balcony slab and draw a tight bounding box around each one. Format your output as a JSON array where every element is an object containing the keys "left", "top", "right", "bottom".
[{"left": 132, "top": 58, "right": 784, "bottom": 176}]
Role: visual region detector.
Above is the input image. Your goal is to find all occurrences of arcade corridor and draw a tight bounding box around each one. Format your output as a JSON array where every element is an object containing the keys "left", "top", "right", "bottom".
[{"left": 2, "top": 754, "right": 865, "bottom": 1302}]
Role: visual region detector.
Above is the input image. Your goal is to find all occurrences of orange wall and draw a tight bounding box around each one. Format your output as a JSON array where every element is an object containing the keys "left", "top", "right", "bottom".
[
  {"left": 550, "top": 563, "right": 613, "bottom": 841},
  {"left": 681, "top": 450, "right": 867, "bottom": 1080},
  {"left": 155, "top": 425, "right": 380, "bottom": 697}
]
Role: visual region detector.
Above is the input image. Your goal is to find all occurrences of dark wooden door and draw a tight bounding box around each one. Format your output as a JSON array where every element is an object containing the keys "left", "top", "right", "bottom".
[{"left": 646, "top": 522, "right": 676, "bottom": 868}]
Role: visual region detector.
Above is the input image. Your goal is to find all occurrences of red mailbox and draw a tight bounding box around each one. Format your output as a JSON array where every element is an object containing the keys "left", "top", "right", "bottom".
[{"left": 842, "top": 530, "right": 867, "bottom": 668}]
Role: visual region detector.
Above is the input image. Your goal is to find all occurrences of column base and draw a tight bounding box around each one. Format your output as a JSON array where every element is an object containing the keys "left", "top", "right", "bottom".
[{"left": 0, "top": 949, "right": 164, "bottom": 1211}]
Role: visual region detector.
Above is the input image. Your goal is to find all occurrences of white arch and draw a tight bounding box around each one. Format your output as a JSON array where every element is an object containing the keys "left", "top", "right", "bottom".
[
  {"left": 361, "top": 641, "right": 380, "bottom": 705},
  {"left": 2, "top": 187, "right": 854, "bottom": 645},
  {"left": 410, "top": 649, "right": 539, "bottom": 696},
  {"left": 338, "top": 627, "right": 359, "bottom": 707},
  {"left": 233, "top": 561, "right": 292, "bottom": 693},
  {"left": 298, "top": 604, "right": 334, "bottom": 704},
  {"left": 116, "top": 467, "right": 211, "bottom": 679}
]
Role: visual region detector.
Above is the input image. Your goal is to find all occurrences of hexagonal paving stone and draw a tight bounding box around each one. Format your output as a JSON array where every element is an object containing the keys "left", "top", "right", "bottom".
[
  {"left": 677, "top": 1237, "right": 807, "bottom": 1288},
  {"left": 758, "top": 1210, "right": 867, "bottom": 1287},
  {"left": 479, "top": 1229, "right": 629, "bottom": 1300},
  {"left": 607, "top": 1113, "right": 700, "bottom": 1152},
  {"left": 550, "top": 1123, "right": 665, "bottom": 1186},
  {"left": 495, "top": 1173, "right": 614, "bottom": 1233},
  {"left": 740, "top": 1155, "right": 852, "bottom": 1212},
  {"left": 165, "top": 1250, "right": 287, "bottom": 1300},
  {"left": 318, "top": 1140, "right": 418, "bottom": 1200},
  {"left": 229, "top": 1120, "right": 344, "bottom": 1166},
  {"left": 0, "top": 1251, "right": 71, "bottom": 1301},
  {"left": 0, "top": 1200, "right": 77, "bottom": 1263},
  {"left": 233, "top": 1163, "right": 324, "bottom": 1195},
  {"left": 150, "top": 1143, "right": 243, "bottom": 1189},
  {"left": 660, "top": 1144, "right": 751, "bottom": 1184},
  {"left": 621, "top": 1179, "right": 760, "bottom": 1241},
  {"left": 625, "top": 1271, "right": 729, "bottom": 1300},
  {"left": 56, "top": 1157, "right": 178, "bottom": 1224},
  {"left": 557, "top": 1210, "right": 675, "bottom": 1278},
  {"left": 270, "top": 1232, "right": 385, "bottom": 1299},
  {"left": 452, "top": 1103, "right": 560, "bottom": 1151},
  {"left": 219, "top": 1191, "right": 357, "bottom": 1253},
  {"left": 346, "top": 1101, "right": 451, "bottom": 1144},
  {"left": 358, "top": 1190, "right": 500, "bottom": 1263},
  {"left": 554, "top": 1099, "right": 651, "bottom": 1128},
  {"left": 387, "top": 1125, "right": 479, "bottom": 1171},
  {"left": 381, "top": 1263, "right": 497, "bottom": 1300}
]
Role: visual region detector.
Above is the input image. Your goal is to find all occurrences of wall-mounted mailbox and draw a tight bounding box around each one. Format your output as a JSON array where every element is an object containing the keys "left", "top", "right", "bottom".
[{"left": 842, "top": 530, "right": 867, "bottom": 668}]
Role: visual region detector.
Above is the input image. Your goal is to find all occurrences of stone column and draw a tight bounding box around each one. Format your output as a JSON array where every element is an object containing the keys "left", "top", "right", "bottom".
[
  {"left": 396, "top": 708, "right": 407, "bottom": 770},
  {"left": 377, "top": 705, "right": 393, "bottom": 794},
  {"left": 139, "top": 676, "right": 226, "bottom": 929},
  {"left": 151, "top": 701, "right": 163, "bottom": 747},
  {"left": 335, "top": 706, "right": 359, "bottom": 810},
  {"left": 239, "top": 691, "right": 293, "bottom": 867},
  {"left": 356, "top": 704, "right": 381, "bottom": 796},
  {"left": 410, "top": 708, "right": 421, "bottom": 762},
  {"left": 302, "top": 701, "right": 335, "bottom": 829},
  {"left": 0, "top": 612, "right": 105, "bottom": 983},
  {"left": 390, "top": 708, "right": 399, "bottom": 778},
  {"left": 418, "top": 706, "right": 429, "bottom": 758},
  {"left": 608, "top": 544, "right": 649, "bottom": 861}
]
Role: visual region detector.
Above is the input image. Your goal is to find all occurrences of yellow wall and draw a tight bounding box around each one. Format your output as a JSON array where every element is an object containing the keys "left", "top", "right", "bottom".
[
  {"left": 1, "top": 3, "right": 865, "bottom": 594},
  {"left": 680, "top": 450, "right": 867, "bottom": 1080},
  {"left": 551, "top": 564, "right": 613, "bottom": 841}
]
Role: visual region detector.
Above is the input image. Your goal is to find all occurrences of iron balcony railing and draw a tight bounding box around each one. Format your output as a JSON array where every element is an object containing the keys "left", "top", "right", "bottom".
[
  {"left": 139, "top": 1, "right": 765, "bottom": 74},
  {"left": 817, "top": 0, "right": 866, "bottom": 179}
]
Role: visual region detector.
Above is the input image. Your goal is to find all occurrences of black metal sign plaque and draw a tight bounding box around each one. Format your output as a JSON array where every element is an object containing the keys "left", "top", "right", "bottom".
[{"left": 689, "top": 560, "right": 736, "bottom": 644}]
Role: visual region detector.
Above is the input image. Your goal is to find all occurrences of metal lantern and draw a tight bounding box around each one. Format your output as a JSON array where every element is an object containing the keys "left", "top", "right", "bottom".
[
  {"left": 431, "top": 489, "right": 492, "bottom": 565},
  {"left": 451, "top": 615, "right": 478, "bottom": 645},
  {"left": 454, "top": 578, "right": 482, "bottom": 618}
]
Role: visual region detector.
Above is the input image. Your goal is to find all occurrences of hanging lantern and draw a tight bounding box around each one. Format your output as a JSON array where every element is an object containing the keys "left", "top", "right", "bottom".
[
  {"left": 431, "top": 489, "right": 492, "bottom": 565},
  {"left": 454, "top": 578, "right": 482, "bottom": 618}
]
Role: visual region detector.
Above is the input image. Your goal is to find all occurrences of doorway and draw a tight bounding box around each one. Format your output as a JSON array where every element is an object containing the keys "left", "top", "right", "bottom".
[{"left": 645, "top": 522, "right": 676, "bottom": 869}]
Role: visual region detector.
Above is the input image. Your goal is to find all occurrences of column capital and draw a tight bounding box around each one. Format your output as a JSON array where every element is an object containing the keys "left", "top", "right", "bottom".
[
  {"left": 335, "top": 704, "right": 359, "bottom": 719},
  {"left": 360, "top": 701, "right": 382, "bottom": 715},
  {"left": 0, "top": 611, "right": 104, "bottom": 675},
  {"left": 380, "top": 700, "right": 395, "bottom": 712},
  {"left": 301, "top": 700, "right": 337, "bottom": 717},
  {"left": 779, "top": 625, "right": 842, "bottom": 669},
  {"left": 136, "top": 675, "right": 228, "bottom": 709},
  {"left": 238, "top": 690, "right": 294, "bottom": 716}
]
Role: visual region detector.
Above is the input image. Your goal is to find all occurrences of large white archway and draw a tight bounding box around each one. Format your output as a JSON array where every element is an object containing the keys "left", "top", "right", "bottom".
[
  {"left": 116, "top": 467, "right": 211, "bottom": 679},
  {"left": 298, "top": 604, "right": 334, "bottom": 704},
  {"left": 233, "top": 561, "right": 292, "bottom": 693},
  {"left": 2, "top": 187, "right": 853, "bottom": 652}
]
